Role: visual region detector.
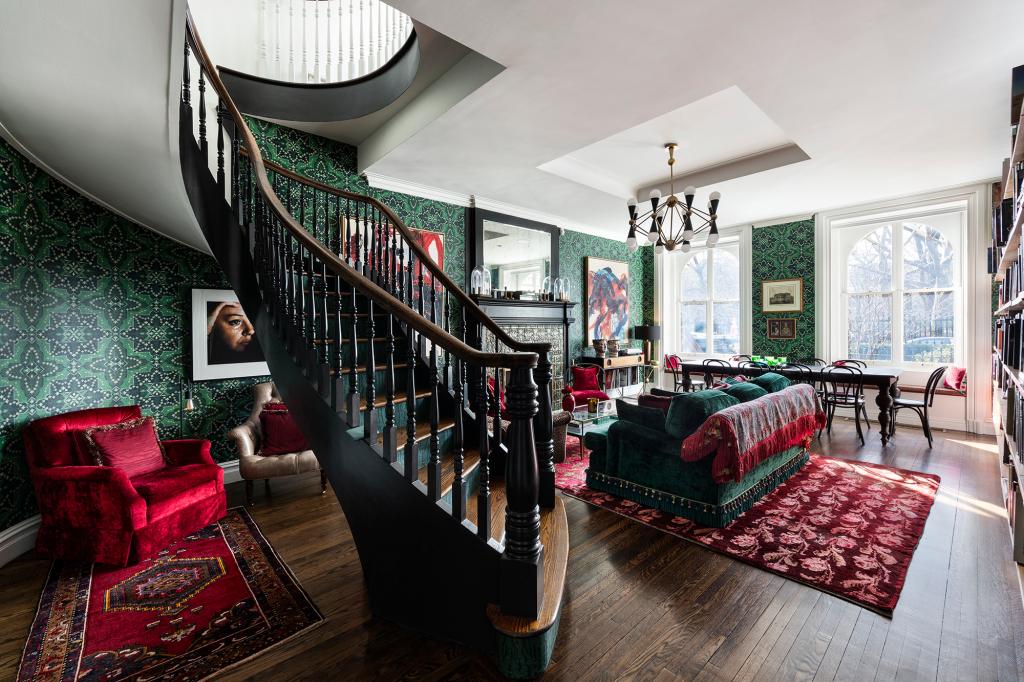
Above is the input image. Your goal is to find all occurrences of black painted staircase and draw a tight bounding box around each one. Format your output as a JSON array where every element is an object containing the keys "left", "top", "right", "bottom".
[{"left": 177, "top": 11, "right": 567, "bottom": 679}]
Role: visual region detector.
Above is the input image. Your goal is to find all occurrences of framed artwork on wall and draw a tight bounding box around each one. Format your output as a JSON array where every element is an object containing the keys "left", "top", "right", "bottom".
[
  {"left": 766, "top": 318, "right": 797, "bottom": 340},
  {"left": 585, "top": 257, "right": 630, "bottom": 343},
  {"left": 191, "top": 289, "right": 269, "bottom": 381},
  {"left": 761, "top": 278, "right": 804, "bottom": 313},
  {"left": 409, "top": 227, "right": 444, "bottom": 288}
]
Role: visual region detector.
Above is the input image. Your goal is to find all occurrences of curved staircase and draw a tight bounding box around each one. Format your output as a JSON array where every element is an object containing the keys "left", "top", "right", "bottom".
[{"left": 178, "top": 12, "right": 567, "bottom": 678}]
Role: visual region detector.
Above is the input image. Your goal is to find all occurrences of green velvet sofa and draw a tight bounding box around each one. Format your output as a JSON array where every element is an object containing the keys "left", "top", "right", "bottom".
[{"left": 585, "top": 375, "right": 810, "bottom": 527}]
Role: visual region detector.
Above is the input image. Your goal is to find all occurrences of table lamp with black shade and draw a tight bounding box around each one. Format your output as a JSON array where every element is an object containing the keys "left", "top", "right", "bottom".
[{"left": 633, "top": 324, "right": 662, "bottom": 366}]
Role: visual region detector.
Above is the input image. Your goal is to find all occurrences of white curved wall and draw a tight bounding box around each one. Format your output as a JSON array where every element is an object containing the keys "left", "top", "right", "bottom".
[{"left": 0, "top": 0, "right": 210, "bottom": 252}]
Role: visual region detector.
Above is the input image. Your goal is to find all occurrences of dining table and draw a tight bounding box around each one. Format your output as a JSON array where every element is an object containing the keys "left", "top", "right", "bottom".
[{"left": 668, "top": 359, "right": 904, "bottom": 446}]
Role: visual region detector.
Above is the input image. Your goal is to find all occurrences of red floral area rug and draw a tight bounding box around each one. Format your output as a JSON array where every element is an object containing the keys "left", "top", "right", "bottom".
[
  {"left": 557, "top": 443, "right": 939, "bottom": 615},
  {"left": 17, "top": 508, "right": 322, "bottom": 681}
]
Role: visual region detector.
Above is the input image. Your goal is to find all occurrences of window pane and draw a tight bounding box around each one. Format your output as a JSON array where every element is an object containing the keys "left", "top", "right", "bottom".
[
  {"left": 847, "top": 293, "right": 891, "bottom": 360},
  {"left": 903, "top": 291, "right": 954, "bottom": 362},
  {"left": 680, "top": 252, "right": 708, "bottom": 300},
  {"left": 902, "top": 223, "right": 955, "bottom": 290},
  {"left": 712, "top": 248, "right": 740, "bottom": 300},
  {"left": 712, "top": 302, "right": 740, "bottom": 354},
  {"left": 847, "top": 225, "right": 892, "bottom": 293},
  {"left": 680, "top": 303, "right": 706, "bottom": 353}
]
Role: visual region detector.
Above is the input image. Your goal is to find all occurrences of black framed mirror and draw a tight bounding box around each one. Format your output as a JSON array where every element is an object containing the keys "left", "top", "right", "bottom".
[{"left": 466, "top": 208, "right": 560, "bottom": 292}]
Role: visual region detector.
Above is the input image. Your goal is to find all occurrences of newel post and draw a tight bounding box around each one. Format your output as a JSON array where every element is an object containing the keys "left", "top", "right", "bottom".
[
  {"left": 501, "top": 364, "right": 544, "bottom": 619},
  {"left": 533, "top": 348, "right": 555, "bottom": 508}
]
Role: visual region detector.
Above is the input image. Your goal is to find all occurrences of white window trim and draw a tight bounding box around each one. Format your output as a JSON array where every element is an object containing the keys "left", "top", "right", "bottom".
[
  {"left": 657, "top": 224, "right": 752, "bottom": 361},
  {"left": 815, "top": 183, "right": 993, "bottom": 435}
]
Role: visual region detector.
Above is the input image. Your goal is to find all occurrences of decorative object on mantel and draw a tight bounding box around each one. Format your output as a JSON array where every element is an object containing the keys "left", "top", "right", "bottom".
[
  {"left": 761, "top": 278, "right": 804, "bottom": 313},
  {"left": 555, "top": 445, "right": 940, "bottom": 616},
  {"left": 470, "top": 264, "right": 492, "bottom": 296},
  {"left": 633, "top": 324, "right": 662, "bottom": 365},
  {"left": 592, "top": 338, "right": 607, "bottom": 355},
  {"left": 624, "top": 143, "right": 723, "bottom": 255},
  {"left": 16, "top": 509, "right": 323, "bottom": 681},
  {"left": 606, "top": 339, "right": 619, "bottom": 355},
  {"left": 585, "top": 257, "right": 630, "bottom": 343}
]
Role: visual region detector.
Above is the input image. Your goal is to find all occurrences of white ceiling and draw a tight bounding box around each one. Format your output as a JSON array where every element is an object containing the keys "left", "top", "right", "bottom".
[{"left": 362, "top": 0, "right": 1024, "bottom": 237}]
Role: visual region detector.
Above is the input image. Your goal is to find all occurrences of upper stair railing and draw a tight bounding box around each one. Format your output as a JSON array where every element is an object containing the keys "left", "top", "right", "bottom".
[{"left": 182, "top": 10, "right": 555, "bottom": 620}]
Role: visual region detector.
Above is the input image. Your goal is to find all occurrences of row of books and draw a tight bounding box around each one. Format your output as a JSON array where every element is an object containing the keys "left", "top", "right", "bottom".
[
  {"left": 998, "top": 249, "right": 1024, "bottom": 307},
  {"left": 996, "top": 314, "right": 1024, "bottom": 371}
]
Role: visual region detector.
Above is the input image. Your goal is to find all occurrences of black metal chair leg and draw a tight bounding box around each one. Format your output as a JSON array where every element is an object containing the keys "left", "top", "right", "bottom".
[
  {"left": 918, "top": 408, "right": 934, "bottom": 448},
  {"left": 853, "top": 404, "right": 864, "bottom": 445},
  {"left": 861, "top": 404, "right": 871, "bottom": 429},
  {"left": 826, "top": 403, "right": 835, "bottom": 434}
]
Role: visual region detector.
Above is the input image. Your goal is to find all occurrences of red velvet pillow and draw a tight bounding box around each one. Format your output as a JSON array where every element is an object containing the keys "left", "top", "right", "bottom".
[
  {"left": 572, "top": 366, "right": 600, "bottom": 391},
  {"left": 944, "top": 366, "right": 966, "bottom": 392},
  {"left": 262, "top": 400, "right": 288, "bottom": 412},
  {"left": 487, "top": 376, "right": 507, "bottom": 415},
  {"left": 260, "top": 408, "right": 309, "bottom": 455},
  {"left": 638, "top": 394, "right": 673, "bottom": 414},
  {"left": 83, "top": 416, "right": 166, "bottom": 478}
]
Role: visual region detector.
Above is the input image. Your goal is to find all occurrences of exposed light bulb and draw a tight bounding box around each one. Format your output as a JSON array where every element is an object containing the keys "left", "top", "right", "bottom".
[
  {"left": 627, "top": 197, "right": 638, "bottom": 208},
  {"left": 709, "top": 191, "right": 721, "bottom": 201},
  {"left": 707, "top": 231, "right": 719, "bottom": 246},
  {"left": 684, "top": 186, "right": 696, "bottom": 197},
  {"left": 681, "top": 241, "right": 691, "bottom": 253},
  {"left": 646, "top": 229, "right": 659, "bottom": 245},
  {"left": 627, "top": 236, "right": 637, "bottom": 251},
  {"left": 648, "top": 189, "right": 662, "bottom": 201},
  {"left": 655, "top": 242, "right": 665, "bottom": 255}
]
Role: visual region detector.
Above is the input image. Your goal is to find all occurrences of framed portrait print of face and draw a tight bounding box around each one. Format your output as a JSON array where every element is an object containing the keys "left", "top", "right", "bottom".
[
  {"left": 761, "top": 278, "right": 804, "bottom": 313},
  {"left": 191, "top": 289, "right": 269, "bottom": 380}
]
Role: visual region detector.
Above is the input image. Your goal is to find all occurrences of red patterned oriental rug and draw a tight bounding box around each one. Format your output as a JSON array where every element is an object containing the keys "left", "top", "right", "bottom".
[
  {"left": 556, "top": 444, "right": 940, "bottom": 615},
  {"left": 17, "top": 509, "right": 323, "bottom": 681}
]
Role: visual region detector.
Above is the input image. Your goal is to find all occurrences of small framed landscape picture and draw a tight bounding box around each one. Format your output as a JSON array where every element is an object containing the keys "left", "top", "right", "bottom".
[
  {"left": 766, "top": 318, "right": 797, "bottom": 340},
  {"left": 191, "top": 289, "right": 270, "bottom": 381},
  {"left": 761, "top": 278, "right": 803, "bottom": 313}
]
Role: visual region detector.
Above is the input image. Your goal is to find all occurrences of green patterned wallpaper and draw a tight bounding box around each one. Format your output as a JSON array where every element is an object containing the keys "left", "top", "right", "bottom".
[
  {"left": 247, "top": 118, "right": 655, "bottom": 362},
  {"left": 559, "top": 231, "right": 655, "bottom": 360},
  {"left": 751, "top": 219, "right": 817, "bottom": 360},
  {"left": 0, "top": 138, "right": 267, "bottom": 531}
]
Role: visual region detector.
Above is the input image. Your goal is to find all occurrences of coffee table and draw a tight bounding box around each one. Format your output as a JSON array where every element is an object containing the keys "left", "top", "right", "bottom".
[{"left": 566, "top": 401, "right": 617, "bottom": 459}]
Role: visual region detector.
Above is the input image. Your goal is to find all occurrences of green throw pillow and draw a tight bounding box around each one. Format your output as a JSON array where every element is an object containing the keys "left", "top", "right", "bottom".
[
  {"left": 722, "top": 381, "right": 769, "bottom": 403},
  {"left": 615, "top": 399, "right": 666, "bottom": 433},
  {"left": 749, "top": 372, "right": 791, "bottom": 393},
  {"left": 664, "top": 389, "right": 740, "bottom": 440}
]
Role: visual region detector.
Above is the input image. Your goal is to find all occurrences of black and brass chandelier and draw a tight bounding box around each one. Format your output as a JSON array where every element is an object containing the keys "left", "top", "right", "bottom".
[{"left": 625, "top": 143, "right": 721, "bottom": 255}]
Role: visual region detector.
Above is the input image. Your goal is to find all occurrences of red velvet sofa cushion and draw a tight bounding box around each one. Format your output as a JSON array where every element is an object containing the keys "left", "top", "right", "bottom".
[
  {"left": 131, "top": 463, "right": 224, "bottom": 522},
  {"left": 571, "top": 389, "right": 610, "bottom": 402},
  {"left": 25, "top": 405, "right": 142, "bottom": 469},
  {"left": 260, "top": 408, "right": 309, "bottom": 455},
  {"left": 638, "top": 394, "right": 673, "bottom": 413},
  {"left": 83, "top": 416, "right": 166, "bottom": 478},
  {"left": 572, "top": 366, "right": 601, "bottom": 391}
]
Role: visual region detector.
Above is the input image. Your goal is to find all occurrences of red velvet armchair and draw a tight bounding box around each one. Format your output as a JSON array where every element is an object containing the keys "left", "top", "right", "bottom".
[
  {"left": 562, "top": 363, "right": 611, "bottom": 406},
  {"left": 23, "top": 406, "right": 227, "bottom": 566}
]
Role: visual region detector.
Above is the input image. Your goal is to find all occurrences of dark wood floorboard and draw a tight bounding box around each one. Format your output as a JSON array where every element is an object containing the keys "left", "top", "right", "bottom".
[{"left": 0, "top": 421, "right": 1021, "bottom": 681}]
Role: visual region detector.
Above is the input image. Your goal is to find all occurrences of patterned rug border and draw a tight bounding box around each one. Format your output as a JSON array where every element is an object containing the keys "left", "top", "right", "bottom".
[
  {"left": 557, "top": 453, "right": 939, "bottom": 618},
  {"left": 16, "top": 506, "right": 325, "bottom": 682}
]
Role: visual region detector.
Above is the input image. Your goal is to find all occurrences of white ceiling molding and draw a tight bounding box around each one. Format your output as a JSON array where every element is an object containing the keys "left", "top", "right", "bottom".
[{"left": 363, "top": 171, "right": 620, "bottom": 240}]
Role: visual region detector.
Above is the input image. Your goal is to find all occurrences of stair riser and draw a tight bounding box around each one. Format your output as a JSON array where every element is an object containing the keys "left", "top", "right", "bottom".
[{"left": 394, "top": 428, "right": 455, "bottom": 472}]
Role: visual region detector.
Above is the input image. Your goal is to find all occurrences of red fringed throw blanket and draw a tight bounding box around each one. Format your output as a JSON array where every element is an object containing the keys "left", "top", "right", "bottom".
[{"left": 681, "top": 383, "right": 826, "bottom": 483}]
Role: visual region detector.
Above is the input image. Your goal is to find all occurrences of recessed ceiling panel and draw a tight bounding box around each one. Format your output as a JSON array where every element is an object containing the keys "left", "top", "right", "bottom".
[{"left": 537, "top": 85, "right": 802, "bottom": 198}]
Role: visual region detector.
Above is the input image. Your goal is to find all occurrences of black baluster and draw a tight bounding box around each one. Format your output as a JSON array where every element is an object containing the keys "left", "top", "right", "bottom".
[
  {"left": 501, "top": 363, "right": 544, "bottom": 619},
  {"left": 534, "top": 348, "right": 556, "bottom": 508},
  {"left": 346, "top": 282, "right": 361, "bottom": 427},
  {"left": 182, "top": 40, "right": 192, "bottom": 112},
  {"left": 389, "top": 220, "right": 398, "bottom": 295},
  {"left": 382, "top": 311, "right": 397, "bottom": 461},
  {"left": 452, "top": 357, "right": 466, "bottom": 521},
  {"left": 491, "top": 366, "right": 504, "bottom": 461},
  {"left": 404, "top": 324, "right": 418, "bottom": 482},
  {"left": 427, "top": 338, "right": 441, "bottom": 500},
  {"left": 476, "top": 350, "right": 491, "bottom": 539},
  {"left": 443, "top": 293, "right": 451, "bottom": 391},
  {"left": 333, "top": 259, "right": 345, "bottom": 417},
  {"left": 216, "top": 101, "right": 225, "bottom": 188},
  {"left": 363, "top": 297, "right": 377, "bottom": 443},
  {"left": 198, "top": 67, "right": 207, "bottom": 157}
]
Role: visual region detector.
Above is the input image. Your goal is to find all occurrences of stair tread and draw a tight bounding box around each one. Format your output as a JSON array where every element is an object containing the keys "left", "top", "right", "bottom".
[
  {"left": 485, "top": 493, "right": 569, "bottom": 638},
  {"left": 392, "top": 418, "right": 455, "bottom": 449},
  {"left": 358, "top": 388, "right": 430, "bottom": 410},
  {"left": 417, "top": 447, "right": 481, "bottom": 497},
  {"left": 331, "top": 362, "right": 409, "bottom": 376}
]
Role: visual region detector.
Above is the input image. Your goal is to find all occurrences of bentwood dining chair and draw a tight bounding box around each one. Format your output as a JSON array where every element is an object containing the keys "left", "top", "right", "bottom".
[
  {"left": 830, "top": 360, "right": 871, "bottom": 426},
  {"left": 889, "top": 366, "right": 947, "bottom": 448},
  {"left": 702, "top": 358, "right": 731, "bottom": 388},
  {"left": 822, "top": 365, "right": 867, "bottom": 445},
  {"left": 665, "top": 354, "right": 698, "bottom": 392}
]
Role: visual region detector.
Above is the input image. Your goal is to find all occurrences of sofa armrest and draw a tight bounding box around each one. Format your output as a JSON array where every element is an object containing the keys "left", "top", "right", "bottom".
[
  {"left": 228, "top": 422, "right": 259, "bottom": 459},
  {"left": 33, "top": 466, "right": 147, "bottom": 530},
  {"left": 608, "top": 420, "right": 683, "bottom": 459},
  {"left": 161, "top": 439, "right": 214, "bottom": 466}
]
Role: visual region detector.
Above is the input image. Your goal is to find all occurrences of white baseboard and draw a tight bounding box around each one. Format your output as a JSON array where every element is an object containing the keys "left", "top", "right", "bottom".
[{"left": 0, "top": 460, "right": 241, "bottom": 569}]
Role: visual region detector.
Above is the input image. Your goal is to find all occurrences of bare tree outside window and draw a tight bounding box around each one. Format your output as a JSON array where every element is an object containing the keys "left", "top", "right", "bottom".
[{"left": 679, "top": 246, "right": 740, "bottom": 354}]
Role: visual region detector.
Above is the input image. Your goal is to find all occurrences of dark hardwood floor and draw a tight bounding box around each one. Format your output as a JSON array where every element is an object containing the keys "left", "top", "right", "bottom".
[{"left": 1, "top": 420, "right": 1022, "bottom": 680}]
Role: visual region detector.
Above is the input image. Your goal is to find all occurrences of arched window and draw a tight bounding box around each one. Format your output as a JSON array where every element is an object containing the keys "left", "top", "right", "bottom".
[{"left": 838, "top": 212, "right": 960, "bottom": 364}]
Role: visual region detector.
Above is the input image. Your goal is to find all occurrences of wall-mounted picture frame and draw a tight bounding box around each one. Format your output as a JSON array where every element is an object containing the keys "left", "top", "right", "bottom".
[
  {"left": 191, "top": 289, "right": 269, "bottom": 381},
  {"left": 585, "top": 257, "right": 630, "bottom": 343},
  {"left": 761, "top": 278, "right": 804, "bottom": 313},
  {"left": 766, "top": 317, "right": 797, "bottom": 340}
]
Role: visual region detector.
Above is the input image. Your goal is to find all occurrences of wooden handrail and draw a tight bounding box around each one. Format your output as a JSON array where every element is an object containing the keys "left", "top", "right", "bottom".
[
  {"left": 240, "top": 149, "right": 551, "bottom": 357},
  {"left": 185, "top": 11, "right": 538, "bottom": 370}
]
